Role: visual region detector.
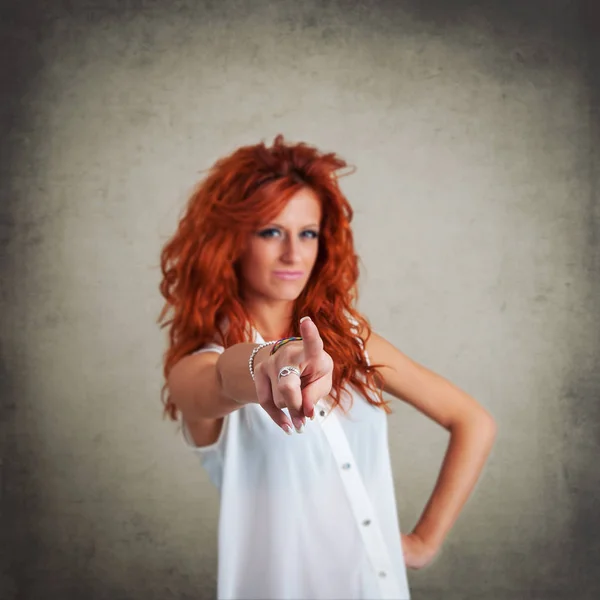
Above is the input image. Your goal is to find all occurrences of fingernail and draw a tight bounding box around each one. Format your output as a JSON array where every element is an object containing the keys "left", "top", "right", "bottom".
[
  {"left": 282, "top": 424, "right": 293, "bottom": 436},
  {"left": 293, "top": 418, "right": 305, "bottom": 434},
  {"left": 300, "top": 316, "right": 310, "bottom": 323}
]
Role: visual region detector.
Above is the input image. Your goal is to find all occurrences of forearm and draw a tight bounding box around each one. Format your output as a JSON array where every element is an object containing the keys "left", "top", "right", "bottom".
[
  {"left": 169, "top": 343, "right": 272, "bottom": 421},
  {"left": 411, "top": 414, "right": 497, "bottom": 553}
]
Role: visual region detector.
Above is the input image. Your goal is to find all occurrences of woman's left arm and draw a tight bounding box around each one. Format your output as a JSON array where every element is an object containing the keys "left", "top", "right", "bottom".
[{"left": 364, "top": 330, "right": 497, "bottom": 565}]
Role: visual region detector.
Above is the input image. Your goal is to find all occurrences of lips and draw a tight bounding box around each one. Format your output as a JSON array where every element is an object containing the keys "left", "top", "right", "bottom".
[{"left": 273, "top": 271, "right": 304, "bottom": 280}]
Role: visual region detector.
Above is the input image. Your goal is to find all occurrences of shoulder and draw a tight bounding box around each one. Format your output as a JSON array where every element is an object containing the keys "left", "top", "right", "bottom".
[
  {"left": 191, "top": 327, "right": 228, "bottom": 355},
  {"left": 169, "top": 338, "right": 225, "bottom": 386},
  {"left": 362, "top": 328, "right": 431, "bottom": 385}
]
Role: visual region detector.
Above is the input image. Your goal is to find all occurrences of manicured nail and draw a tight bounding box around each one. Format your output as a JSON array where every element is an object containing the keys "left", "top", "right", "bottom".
[
  {"left": 293, "top": 418, "right": 305, "bottom": 434},
  {"left": 300, "top": 316, "right": 310, "bottom": 323},
  {"left": 282, "top": 424, "right": 293, "bottom": 436}
]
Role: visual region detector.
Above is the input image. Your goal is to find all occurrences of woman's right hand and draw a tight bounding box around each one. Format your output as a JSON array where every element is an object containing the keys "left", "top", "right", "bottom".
[{"left": 253, "top": 317, "right": 334, "bottom": 434}]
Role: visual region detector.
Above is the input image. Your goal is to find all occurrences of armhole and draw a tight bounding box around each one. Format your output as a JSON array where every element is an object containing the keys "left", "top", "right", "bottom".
[
  {"left": 191, "top": 342, "right": 226, "bottom": 355},
  {"left": 180, "top": 414, "right": 229, "bottom": 454},
  {"left": 179, "top": 342, "right": 228, "bottom": 453}
]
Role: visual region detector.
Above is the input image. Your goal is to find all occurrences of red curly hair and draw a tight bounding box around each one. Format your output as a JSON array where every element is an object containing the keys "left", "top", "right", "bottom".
[{"left": 157, "top": 134, "right": 391, "bottom": 421}]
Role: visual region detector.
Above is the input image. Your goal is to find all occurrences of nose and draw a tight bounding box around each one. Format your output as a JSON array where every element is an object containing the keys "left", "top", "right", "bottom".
[{"left": 281, "top": 235, "right": 302, "bottom": 263}]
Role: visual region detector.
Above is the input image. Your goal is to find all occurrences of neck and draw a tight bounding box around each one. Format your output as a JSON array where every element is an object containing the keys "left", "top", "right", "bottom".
[{"left": 244, "top": 298, "right": 296, "bottom": 342}]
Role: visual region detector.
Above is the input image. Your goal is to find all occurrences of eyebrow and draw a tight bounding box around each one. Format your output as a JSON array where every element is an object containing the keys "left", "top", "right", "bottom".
[{"left": 267, "top": 223, "right": 320, "bottom": 229}]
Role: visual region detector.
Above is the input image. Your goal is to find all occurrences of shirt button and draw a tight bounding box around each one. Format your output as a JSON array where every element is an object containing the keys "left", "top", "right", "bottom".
[
  {"left": 341, "top": 462, "right": 351, "bottom": 470},
  {"left": 319, "top": 410, "right": 325, "bottom": 416},
  {"left": 362, "top": 519, "right": 371, "bottom": 526},
  {"left": 378, "top": 571, "right": 387, "bottom": 578}
]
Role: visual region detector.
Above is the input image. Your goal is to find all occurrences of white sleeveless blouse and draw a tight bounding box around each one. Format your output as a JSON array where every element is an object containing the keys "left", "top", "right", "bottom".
[{"left": 180, "top": 328, "right": 411, "bottom": 600}]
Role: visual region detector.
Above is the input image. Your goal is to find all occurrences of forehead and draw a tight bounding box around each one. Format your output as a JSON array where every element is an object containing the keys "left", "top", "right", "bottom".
[{"left": 271, "top": 187, "right": 322, "bottom": 224}]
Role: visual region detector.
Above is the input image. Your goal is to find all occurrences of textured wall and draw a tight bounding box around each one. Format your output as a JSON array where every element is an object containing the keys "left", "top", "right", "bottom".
[{"left": 1, "top": 1, "right": 598, "bottom": 599}]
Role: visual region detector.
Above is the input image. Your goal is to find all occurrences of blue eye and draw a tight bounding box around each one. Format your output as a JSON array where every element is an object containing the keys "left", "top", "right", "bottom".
[
  {"left": 257, "top": 228, "right": 319, "bottom": 239},
  {"left": 258, "top": 228, "right": 280, "bottom": 238}
]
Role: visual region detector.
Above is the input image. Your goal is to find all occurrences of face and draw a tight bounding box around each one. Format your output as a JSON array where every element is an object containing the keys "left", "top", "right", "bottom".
[{"left": 238, "top": 186, "right": 322, "bottom": 303}]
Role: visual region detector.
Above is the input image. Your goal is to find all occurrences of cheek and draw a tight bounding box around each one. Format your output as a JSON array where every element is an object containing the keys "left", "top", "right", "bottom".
[{"left": 242, "top": 245, "right": 274, "bottom": 281}]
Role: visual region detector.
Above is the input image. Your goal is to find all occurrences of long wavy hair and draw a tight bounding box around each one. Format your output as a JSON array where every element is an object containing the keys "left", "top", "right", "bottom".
[{"left": 158, "top": 134, "right": 391, "bottom": 421}]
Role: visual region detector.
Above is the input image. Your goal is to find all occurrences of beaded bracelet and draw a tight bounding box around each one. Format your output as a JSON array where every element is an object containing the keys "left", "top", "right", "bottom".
[
  {"left": 248, "top": 340, "right": 278, "bottom": 381},
  {"left": 269, "top": 336, "right": 303, "bottom": 356}
]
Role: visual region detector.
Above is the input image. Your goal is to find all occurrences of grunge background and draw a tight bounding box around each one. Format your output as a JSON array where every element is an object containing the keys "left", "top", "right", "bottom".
[{"left": 1, "top": 1, "right": 598, "bottom": 598}]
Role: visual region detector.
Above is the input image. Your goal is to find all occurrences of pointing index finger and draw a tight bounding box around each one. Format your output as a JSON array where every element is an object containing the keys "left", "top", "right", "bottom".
[{"left": 300, "top": 317, "right": 323, "bottom": 361}]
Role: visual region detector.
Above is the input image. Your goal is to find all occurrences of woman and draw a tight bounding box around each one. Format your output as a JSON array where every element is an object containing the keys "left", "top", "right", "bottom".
[{"left": 158, "top": 135, "right": 497, "bottom": 600}]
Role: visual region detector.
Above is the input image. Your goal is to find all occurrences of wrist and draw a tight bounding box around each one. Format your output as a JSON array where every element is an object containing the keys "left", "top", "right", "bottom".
[
  {"left": 248, "top": 341, "right": 277, "bottom": 382},
  {"left": 410, "top": 530, "right": 441, "bottom": 558},
  {"left": 248, "top": 338, "right": 304, "bottom": 382},
  {"left": 270, "top": 336, "right": 303, "bottom": 355},
  {"left": 253, "top": 344, "right": 274, "bottom": 370}
]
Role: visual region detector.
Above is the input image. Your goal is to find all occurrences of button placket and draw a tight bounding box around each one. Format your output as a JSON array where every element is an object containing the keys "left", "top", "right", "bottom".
[{"left": 314, "top": 398, "right": 404, "bottom": 599}]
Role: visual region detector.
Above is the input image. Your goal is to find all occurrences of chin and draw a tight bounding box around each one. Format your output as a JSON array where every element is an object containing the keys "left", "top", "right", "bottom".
[
  {"left": 276, "top": 292, "right": 303, "bottom": 302},
  {"left": 270, "top": 286, "right": 305, "bottom": 302}
]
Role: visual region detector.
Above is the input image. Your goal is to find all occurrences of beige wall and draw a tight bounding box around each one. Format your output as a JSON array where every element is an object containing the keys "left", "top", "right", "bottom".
[{"left": 1, "top": 1, "right": 598, "bottom": 598}]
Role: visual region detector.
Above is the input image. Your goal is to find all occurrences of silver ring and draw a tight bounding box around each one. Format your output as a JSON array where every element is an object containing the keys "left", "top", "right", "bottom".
[{"left": 278, "top": 366, "right": 301, "bottom": 382}]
